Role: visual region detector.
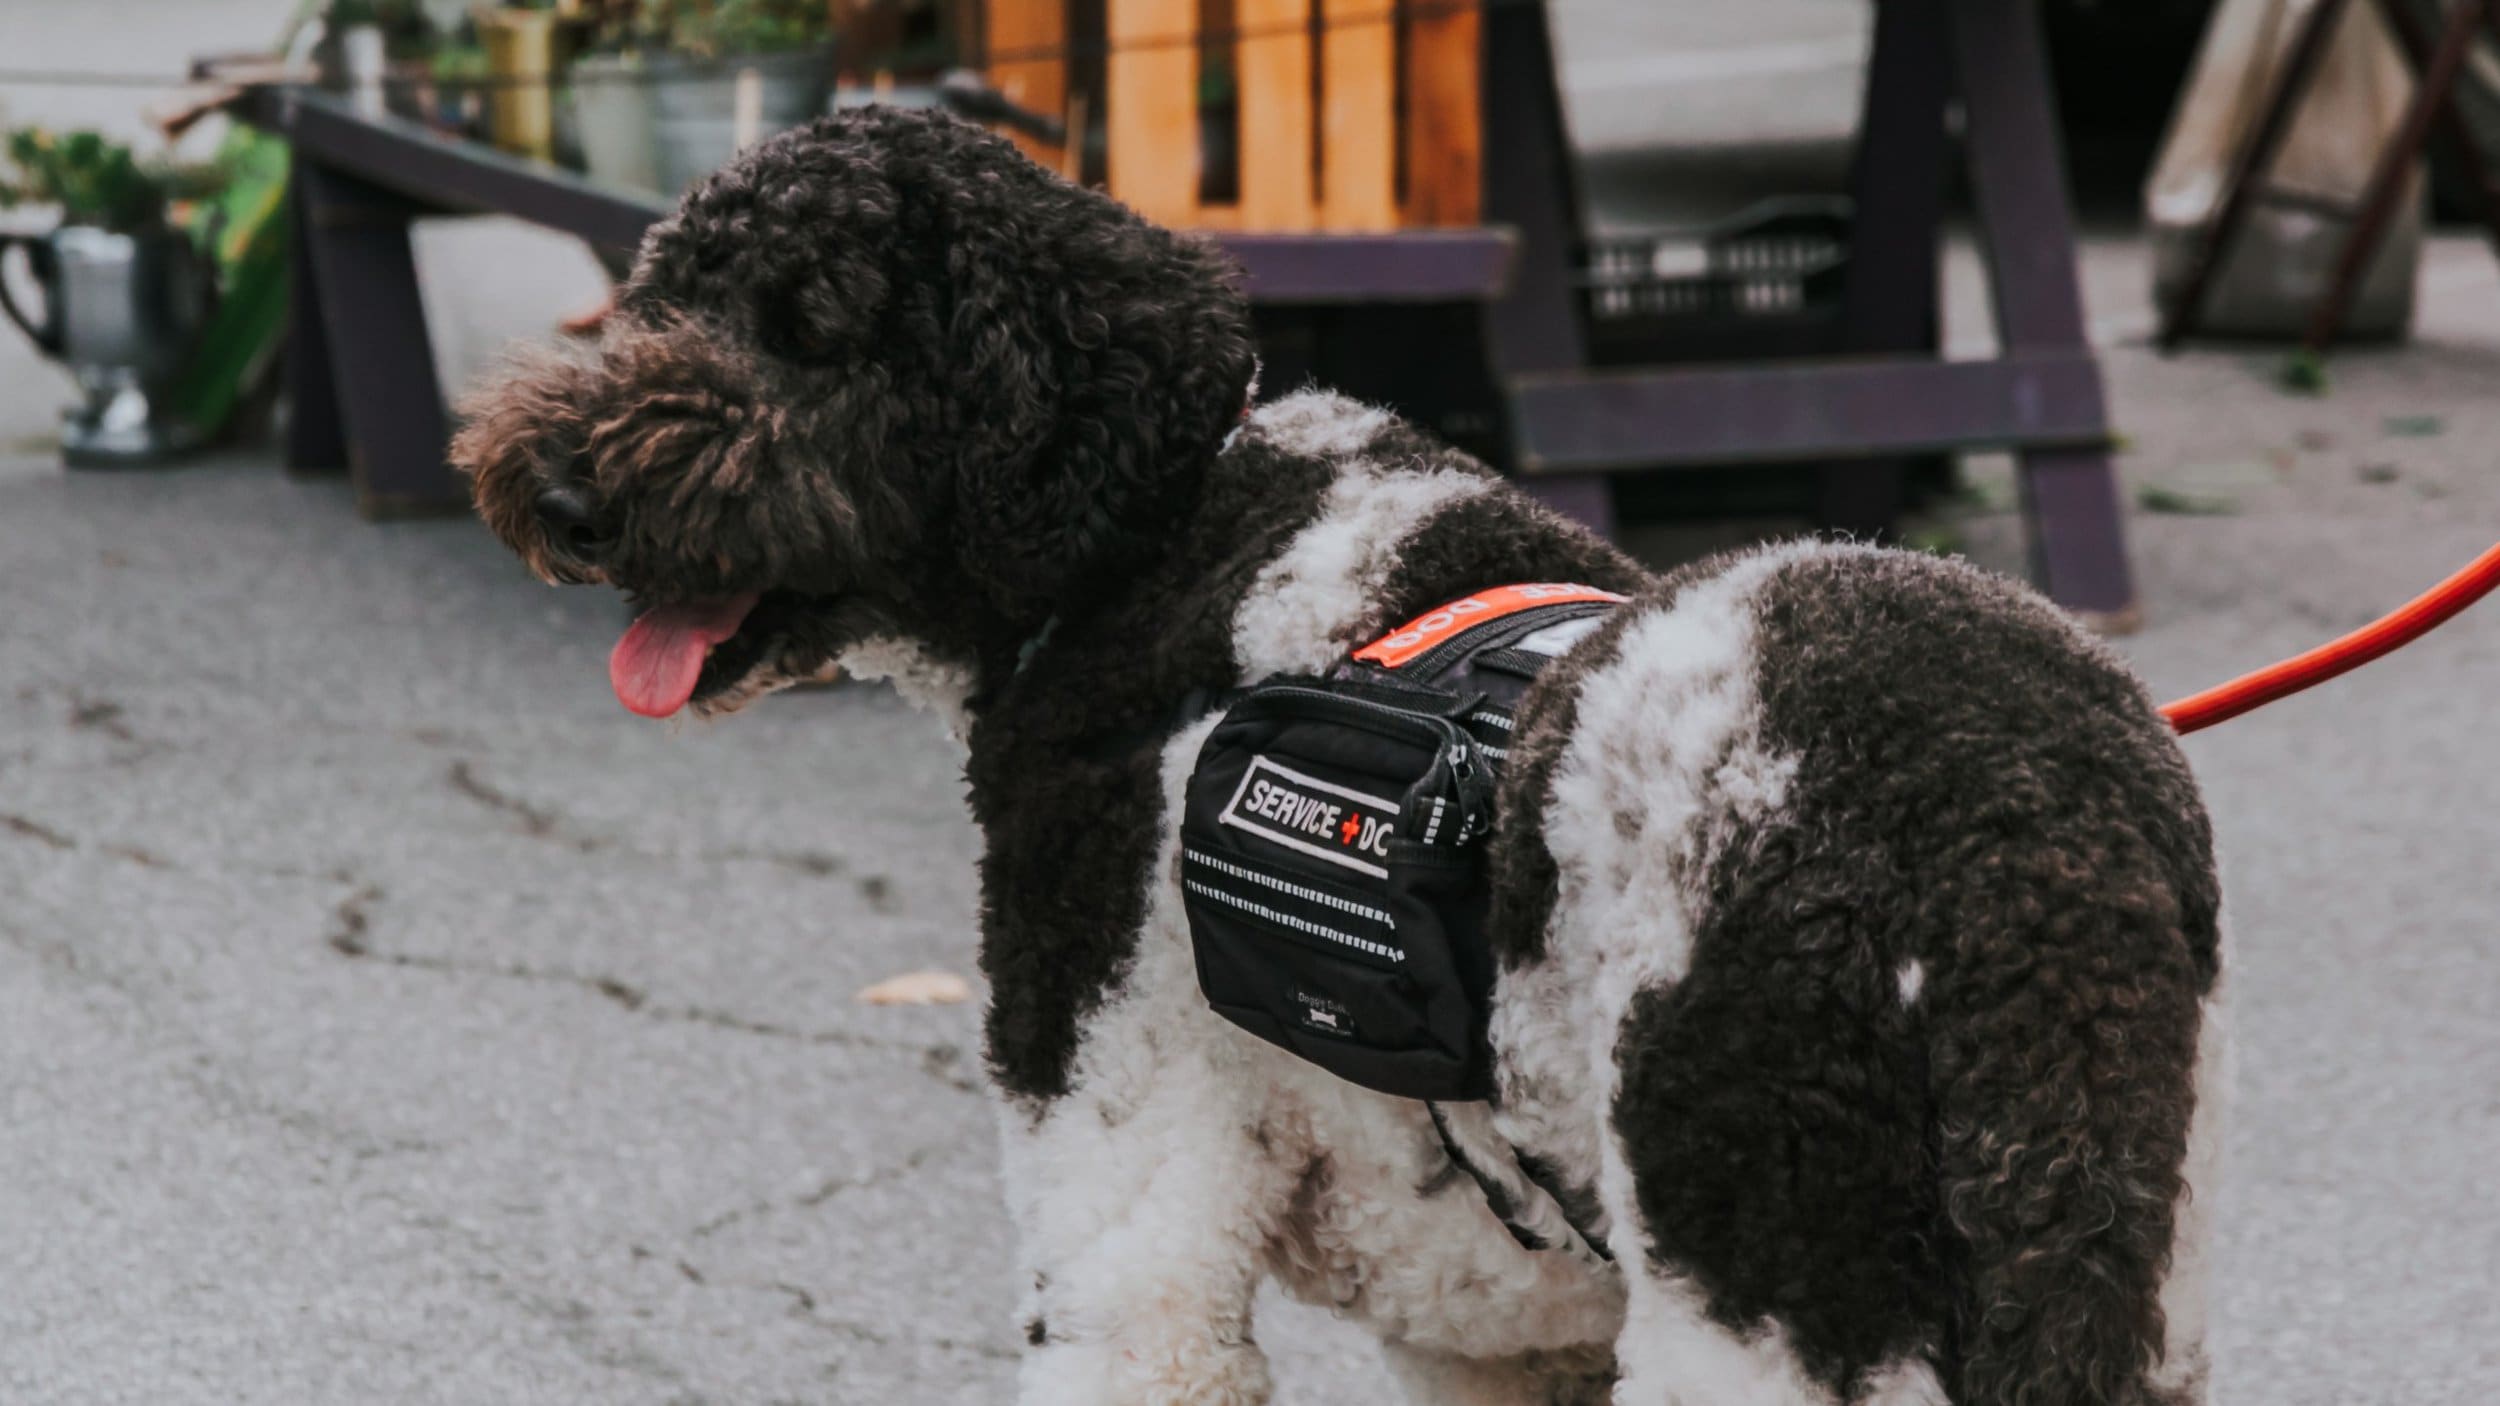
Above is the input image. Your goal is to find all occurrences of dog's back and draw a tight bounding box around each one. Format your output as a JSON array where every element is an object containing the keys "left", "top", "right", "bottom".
[
  {"left": 1191, "top": 390, "right": 2221, "bottom": 1404},
  {"left": 1489, "top": 540, "right": 2222, "bottom": 1405}
]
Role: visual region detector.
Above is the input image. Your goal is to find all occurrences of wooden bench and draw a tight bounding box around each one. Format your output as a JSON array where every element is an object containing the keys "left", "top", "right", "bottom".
[{"left": 241, "top": 86, "right": 1513, "bottom": 518}]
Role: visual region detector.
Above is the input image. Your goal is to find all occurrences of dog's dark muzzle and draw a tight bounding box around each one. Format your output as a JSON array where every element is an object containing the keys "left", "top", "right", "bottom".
[{"left": 534, "top": 485, "right": 613, "bottom": 568}]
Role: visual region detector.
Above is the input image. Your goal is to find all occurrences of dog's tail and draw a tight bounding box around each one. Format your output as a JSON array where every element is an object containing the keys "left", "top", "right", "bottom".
[{"left": 1930, "top": 837, "right": 2212, "bottom": 1406}]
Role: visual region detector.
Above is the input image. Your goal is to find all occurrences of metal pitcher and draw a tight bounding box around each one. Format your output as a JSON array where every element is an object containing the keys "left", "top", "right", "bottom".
[{"left": 0, "top": 222, "right": 215, "bottom": 464}]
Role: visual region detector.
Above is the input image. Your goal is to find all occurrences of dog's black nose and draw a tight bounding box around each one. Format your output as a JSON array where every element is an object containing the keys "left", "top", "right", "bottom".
[{"left": 534, "top": 486, "right": 608, "bottom": 560}]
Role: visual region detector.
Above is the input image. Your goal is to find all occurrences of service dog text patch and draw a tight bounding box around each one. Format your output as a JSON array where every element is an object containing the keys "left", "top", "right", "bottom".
[{"left": 1219, "top": 756, "right": 1400, "bottom": 879}]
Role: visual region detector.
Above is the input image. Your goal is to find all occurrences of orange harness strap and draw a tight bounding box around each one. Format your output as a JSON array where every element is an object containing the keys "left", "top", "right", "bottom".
[{"left": 1342, "top": 552, "right": 2500, "bottom": 739}]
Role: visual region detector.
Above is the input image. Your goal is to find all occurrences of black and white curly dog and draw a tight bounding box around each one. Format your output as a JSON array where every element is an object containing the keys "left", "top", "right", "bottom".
[{"left": 456, "top": 108, "right": 2225, "bottom": 1406}]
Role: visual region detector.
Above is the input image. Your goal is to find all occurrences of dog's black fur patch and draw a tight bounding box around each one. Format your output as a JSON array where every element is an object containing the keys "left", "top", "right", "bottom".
[
  {"left": 1609, "top": 549, "right": 2217, "bottom": 1403},
  {"left": 965, "top": 432, "right": 1334, "bottom": 1099}
]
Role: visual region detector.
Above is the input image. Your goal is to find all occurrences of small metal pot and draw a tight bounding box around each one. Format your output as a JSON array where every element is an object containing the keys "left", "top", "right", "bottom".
[
  {"left": 570, "top": 52, "right": 666, "bottom": 196},
  {"left": 570, "top": 47, "right": 833, "bottom": 197},
  {"left": 645, "top": 48, "right": 833, "bottom": 194}
]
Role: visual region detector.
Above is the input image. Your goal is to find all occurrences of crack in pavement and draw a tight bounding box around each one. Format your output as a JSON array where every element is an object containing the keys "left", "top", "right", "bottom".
[
  {"left": 8, "top": 823, "right": 972, "bottom": 1100},
  {"left": 322, "top": 883, "right": 980, "bottom": 1094},
  {"left": 175, "top": 1057, "right": 442, "bottom": 1165},
  {"left": 1, "top": 901, "right": 438, "bottom": 1167},
  {"left": 447, "top": 759, "right": 572, "bottom": 843},
  {"left": 443, "top": 758, "right": 887, "bottom": 888},
  {"left": 403, "top": 1231, "right": 706, "bottom": 1398},
  {"left": 99, "top": 842, "right": 174, "bottom": 870},
  {"left": 643, "top": 1246, "right": 1018, "bottom": 1365},
  {"left": 918, "top": 1042, "right": 982, "bottom": 1095},
  {"left": 0, "top": 909, "right": 143, "bottom": 1000},
  {"left": 3, "top": 811, "right": 74, "bottom": 849},
  {"left": 66, "top": 692, "right": 140, "bottom": 744},
  {"left": 689, "top": 1145, "right": 947, "bottom": 1240},
  {"left": 0, "top": 808, "right": 208, "bottom": 873},
  {"left": 718, "top": 845, "right": 848, "bottom": 879},
  {"left": 797, "top": 1313, "right": 1020, "bottom": 1365},
  {"left": 326, "top": 883, "right": 385, "bottom": 956}
]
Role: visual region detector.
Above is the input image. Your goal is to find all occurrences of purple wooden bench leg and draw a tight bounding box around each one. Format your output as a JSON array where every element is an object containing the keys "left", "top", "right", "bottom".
[
  {"left": 1822, "top": 0, "right": 1953, "bottom": 539},
  {"left": 1520, "top": 475, "right": 1618, "bottom": 537},
  {"left": 296, "top": 161, "right": 460, "bottom": 519},
  {"left": 285, "top": 157, "right": 347, "bottom": 478},
  {"left": 1480, "top": 0, "right": 1615, "bottom": 539},
  {"left": 1952, "top": 0, "right": 2138, "bottom": 624}
]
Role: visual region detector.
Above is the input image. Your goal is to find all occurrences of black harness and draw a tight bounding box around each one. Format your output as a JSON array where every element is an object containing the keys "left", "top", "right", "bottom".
[{"left": 1180, "top": 584, "right": 1626, "bottom": 1264}]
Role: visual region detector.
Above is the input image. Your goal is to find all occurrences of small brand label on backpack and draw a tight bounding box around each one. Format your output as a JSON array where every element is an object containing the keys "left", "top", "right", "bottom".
[
  {"left": 1291, "top": 988, "right": 1355, "bottom": 1038},
  {"left": 1219, "top": 756, "right": 1399, "bottom": 879}
]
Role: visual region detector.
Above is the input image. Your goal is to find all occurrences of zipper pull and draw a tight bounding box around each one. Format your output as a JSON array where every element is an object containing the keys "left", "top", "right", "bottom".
[{"left": 1446, "top": 740, "right": 1497, "bottom": 843}]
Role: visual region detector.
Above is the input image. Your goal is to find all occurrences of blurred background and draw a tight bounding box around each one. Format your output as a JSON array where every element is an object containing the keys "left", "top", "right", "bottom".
[{"left": 2, "top": 2, "right": 2497, "bottom": 1403}]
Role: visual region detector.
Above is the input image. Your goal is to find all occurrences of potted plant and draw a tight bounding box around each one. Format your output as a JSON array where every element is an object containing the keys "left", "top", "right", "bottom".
[
  {"left": 0, "top": 129, "right": 228, "bottom": 462},
  {"left": 0, "top": 128, "right": 208, "bottom": 236},
  {"left": 571, "top": 0, "right": 834, "bottom": 196}
]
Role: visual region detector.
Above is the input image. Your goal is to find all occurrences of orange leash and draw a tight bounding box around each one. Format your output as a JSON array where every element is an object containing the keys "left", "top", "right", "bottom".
[{"left": 2160, "top": 542, "right": 2500, "bottom": 735}]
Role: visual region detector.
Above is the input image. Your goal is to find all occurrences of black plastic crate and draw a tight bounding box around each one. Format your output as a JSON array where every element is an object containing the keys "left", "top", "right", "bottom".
[{"left": 1579, "top": 197, "right": 1853, "bottom": 364}]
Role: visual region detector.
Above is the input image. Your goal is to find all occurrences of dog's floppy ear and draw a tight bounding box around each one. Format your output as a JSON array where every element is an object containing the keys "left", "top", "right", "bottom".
[{"left": 945, "top": 203, "right": 1257, "bottom": 613}]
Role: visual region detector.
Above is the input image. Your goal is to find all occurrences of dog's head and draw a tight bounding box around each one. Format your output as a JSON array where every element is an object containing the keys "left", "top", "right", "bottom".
[{"left": 454, "top": 107, "right": 1257, "bottom": 719}]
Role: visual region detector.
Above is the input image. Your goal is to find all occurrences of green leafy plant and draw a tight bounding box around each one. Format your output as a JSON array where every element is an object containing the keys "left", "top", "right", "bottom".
[
  {"left": 0, "top": 128, "right": 229, "bottom": 233},
  {"left": 430, "top": 41, "right": 493, "bottom": 83},
  {"left": 636, "top": 0, "right": 830, "bottom": 58}
]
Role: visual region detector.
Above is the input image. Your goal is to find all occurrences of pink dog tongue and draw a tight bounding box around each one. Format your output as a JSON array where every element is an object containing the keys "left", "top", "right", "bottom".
[{"left": 609, "top": 593, "right": 761, "bottom": 718}]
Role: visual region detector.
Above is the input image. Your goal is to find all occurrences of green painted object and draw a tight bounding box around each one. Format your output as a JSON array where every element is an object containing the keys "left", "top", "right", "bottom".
[{"left": 163, "top": 129, "right": 290, "bottom": 442}]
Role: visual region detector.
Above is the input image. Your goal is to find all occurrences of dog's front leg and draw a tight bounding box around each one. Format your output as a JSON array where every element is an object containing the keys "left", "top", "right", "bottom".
[{"left": 1001, "top": 1048, "right": 1298, "bottom": 1406}]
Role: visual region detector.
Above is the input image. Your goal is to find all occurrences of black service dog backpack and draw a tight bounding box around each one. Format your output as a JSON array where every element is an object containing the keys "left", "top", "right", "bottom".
[{"left": 1180, "top": 583, "right": 1626, "bottom": 1102}]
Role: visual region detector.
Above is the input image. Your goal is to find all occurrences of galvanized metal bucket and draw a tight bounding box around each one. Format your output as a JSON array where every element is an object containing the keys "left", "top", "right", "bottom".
[
  {"left": 571, "top": 47, "right": 832, "bottom": 198},
  {"left": 650, "top": 49, "right": 833, "bottom": 195}
]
